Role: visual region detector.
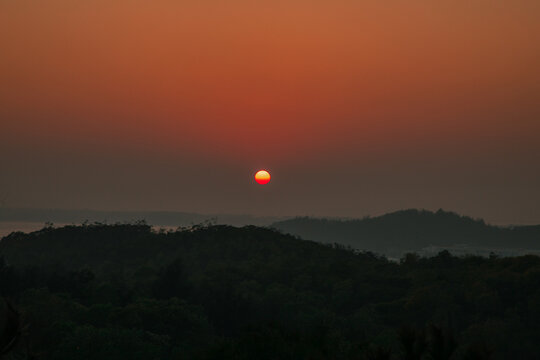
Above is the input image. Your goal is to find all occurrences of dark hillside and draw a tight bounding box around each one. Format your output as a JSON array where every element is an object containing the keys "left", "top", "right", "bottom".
[
  {"left": 272, "top": 209, "right": 540, "bottom": 256},
  {"left": 1, "top": 224, "right": 540, "bottom": 359}
]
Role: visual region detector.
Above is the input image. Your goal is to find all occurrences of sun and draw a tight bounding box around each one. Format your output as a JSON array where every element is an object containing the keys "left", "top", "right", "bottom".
[{"left": 255, "top": 170, "right": 271, "bottom": 185}]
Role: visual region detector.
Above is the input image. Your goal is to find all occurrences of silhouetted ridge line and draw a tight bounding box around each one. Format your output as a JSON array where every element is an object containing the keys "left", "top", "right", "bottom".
[{"left": 271, "top": 209, "right": 540, "bottom": 257}]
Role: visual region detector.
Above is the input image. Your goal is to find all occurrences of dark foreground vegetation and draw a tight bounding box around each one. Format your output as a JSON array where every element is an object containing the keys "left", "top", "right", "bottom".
[{"left": 1, "top": 223, "right": 540, "bottom": 359}]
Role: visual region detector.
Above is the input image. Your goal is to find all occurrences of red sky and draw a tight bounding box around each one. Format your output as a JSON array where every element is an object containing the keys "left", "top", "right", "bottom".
[{"left": 1, "top": 0, "right": 539, "bottom": 223}]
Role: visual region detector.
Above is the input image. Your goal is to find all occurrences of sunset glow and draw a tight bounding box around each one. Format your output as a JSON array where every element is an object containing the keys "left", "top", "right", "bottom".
[
  {"left": 0, "top": 0, "right": 539, "bottom": 223},
  {"left": 255, "top": 170, "right": 271, "bottom": 185}
]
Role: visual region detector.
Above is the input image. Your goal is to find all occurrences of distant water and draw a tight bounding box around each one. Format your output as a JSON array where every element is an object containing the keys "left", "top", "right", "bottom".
[{"left": 418, "top": 244, "right": 540, "bottom": 258}]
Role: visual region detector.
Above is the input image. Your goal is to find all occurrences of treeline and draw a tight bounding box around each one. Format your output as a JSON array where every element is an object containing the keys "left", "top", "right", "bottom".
[
  {"left": 1, "top": 223, "right": 540, "bottom": 359},
  {"left": 272, "top": 209, "right": 540, "bottom": 256}
]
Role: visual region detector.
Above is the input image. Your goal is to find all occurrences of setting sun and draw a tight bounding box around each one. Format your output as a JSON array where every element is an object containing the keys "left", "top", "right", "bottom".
[{"left": 255, "top": 170, "right": 271, "bottom": 185}]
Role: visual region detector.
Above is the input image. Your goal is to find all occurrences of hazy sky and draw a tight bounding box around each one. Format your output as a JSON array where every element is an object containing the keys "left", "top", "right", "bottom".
[{"left": 1, "top": 0, "right": 539, "bottom": 224}]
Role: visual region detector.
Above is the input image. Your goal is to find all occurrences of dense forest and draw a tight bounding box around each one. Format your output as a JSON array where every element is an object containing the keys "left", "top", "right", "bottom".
[
  {"left": 1, "top": 223, "right": 540, "bottom": 359},
  {"left": 272, "top": 209, "right": 540, "bottom": 257}
]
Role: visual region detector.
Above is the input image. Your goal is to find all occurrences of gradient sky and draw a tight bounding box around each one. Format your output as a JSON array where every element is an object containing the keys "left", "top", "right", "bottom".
[{"left": 1, "top": 0, "right": 539, "bottom": 224}]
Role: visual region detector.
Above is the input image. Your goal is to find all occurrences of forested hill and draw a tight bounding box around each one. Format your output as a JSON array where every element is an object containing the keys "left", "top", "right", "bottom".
[
  {"left": 0, "top": 223, "right": 324, "bottom": 271},
  {"left": 2, "top": 224, "right": 540, "bottom": 358},
  {"left": 271, "top": 209, "right": 540, "bottom": 256}
]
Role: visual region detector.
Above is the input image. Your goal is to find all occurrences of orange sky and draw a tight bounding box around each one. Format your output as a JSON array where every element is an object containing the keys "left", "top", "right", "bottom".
[{"left": 1, "top": 0, "right": 539, "bottom": 223}]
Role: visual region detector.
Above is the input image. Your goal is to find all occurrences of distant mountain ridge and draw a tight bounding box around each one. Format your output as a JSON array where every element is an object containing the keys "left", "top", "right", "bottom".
[
  {"left": 272, "top": 209, "right": 540, "bottom": 256},
  {"left": 3, "top": 208, "right": 540, "bottom": 258}
]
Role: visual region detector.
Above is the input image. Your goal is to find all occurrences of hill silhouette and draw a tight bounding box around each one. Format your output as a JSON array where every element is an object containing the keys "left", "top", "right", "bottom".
[
  {"left": 1, "top": 223, "right": 540, "bottom": 358},
  {"left": 0, "top": 207, "right": 284, "bottom": 229},
  {"left": 272, "top": 209, "right": 540, "bottom": 257}
]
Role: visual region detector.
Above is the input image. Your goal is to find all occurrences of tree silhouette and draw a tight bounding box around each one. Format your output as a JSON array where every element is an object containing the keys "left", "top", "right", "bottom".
[{"left": 0, "top": 299, "right": 21, "bottom": 358}]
